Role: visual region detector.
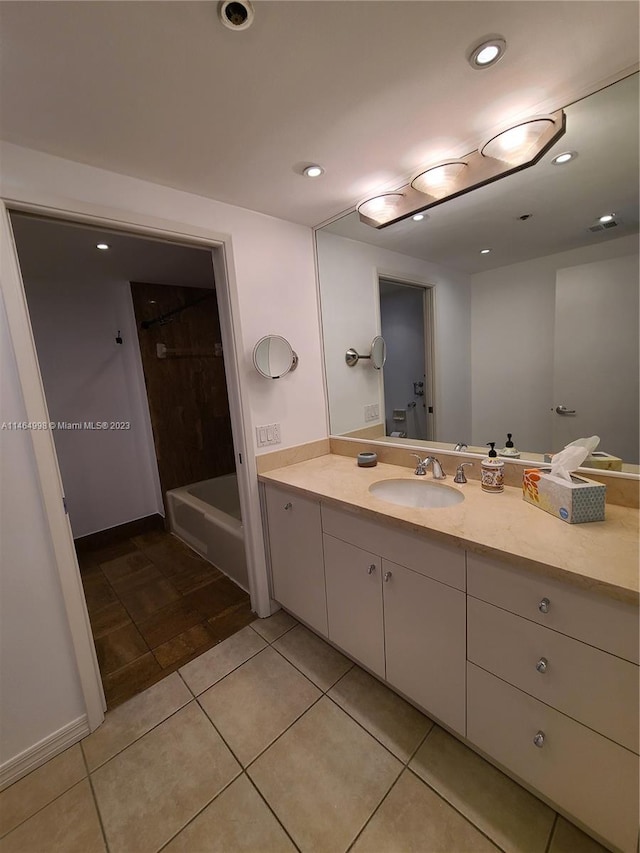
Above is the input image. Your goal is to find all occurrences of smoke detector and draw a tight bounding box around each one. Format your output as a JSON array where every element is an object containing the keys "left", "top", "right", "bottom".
[{"left": 219, "top": 1, "right": 254, "bottom": 31}]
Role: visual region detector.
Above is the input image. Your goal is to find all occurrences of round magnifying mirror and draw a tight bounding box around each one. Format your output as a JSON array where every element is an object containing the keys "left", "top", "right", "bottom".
[
  {"left": 253, "top": 335, "right": 298, "bottom": 379},
  {"left": 370, "top": 335, "right": 387, "bottom": 370}
]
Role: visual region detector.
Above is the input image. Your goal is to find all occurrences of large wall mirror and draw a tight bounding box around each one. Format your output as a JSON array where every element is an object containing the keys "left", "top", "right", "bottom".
[{"left": 316, "top": 73, "right": 639, "bottom": 473}]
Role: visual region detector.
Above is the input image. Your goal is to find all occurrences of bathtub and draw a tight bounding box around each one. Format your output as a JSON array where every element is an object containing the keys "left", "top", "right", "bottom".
[{"left": 166, "top": 473, "right": 248, "bottom": 592}]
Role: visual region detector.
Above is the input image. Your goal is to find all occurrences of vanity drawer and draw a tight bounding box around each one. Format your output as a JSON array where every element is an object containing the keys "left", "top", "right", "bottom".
[
  {"left": 467, "top": 552, "right": 639, "bottom": 663},
  {"left": 321, "top": 503, "right": 465, "bottom": 590},
  {"left": 468, "top": 596, "right": 639, "bottom": 753},
  {"left": 467, "top": 663, "right": 639, "bottom": 853}
]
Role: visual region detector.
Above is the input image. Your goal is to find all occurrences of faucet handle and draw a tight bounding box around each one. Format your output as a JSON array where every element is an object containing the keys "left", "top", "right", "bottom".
[
  {"left": 411, "top": 453, "right": 428, "bottom": 475},
  {"left": 454, "top": 462, "right": 473, "bottom": 484}
]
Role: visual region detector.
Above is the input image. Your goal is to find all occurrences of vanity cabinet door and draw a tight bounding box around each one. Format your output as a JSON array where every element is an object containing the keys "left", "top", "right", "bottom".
[
  {"left": 383, "top": 560, "right": 466, "bottom": 735},
  {"left": 323, "top": 534, "right": 384, "bottom": 678},
  {"left": 264, "top": 485, "right": 328, "bottom": 636}
]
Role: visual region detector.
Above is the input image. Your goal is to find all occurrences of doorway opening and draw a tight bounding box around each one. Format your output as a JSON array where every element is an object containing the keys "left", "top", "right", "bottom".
[
  {"left": 378, "top": 277, "right": 435, "bottom": 442},
  {"left": 9, "top": 212, "right": 254, "bottom": 707}
]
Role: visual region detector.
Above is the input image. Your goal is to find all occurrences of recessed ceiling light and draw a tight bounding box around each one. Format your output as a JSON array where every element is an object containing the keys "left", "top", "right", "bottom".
[
  {"left": 552, "top": 151, "right": 577, "bottom": 165},
  {"left": 303, "top": 165, "right": 324, "bottom": 178},
  {"left": 599, "top": 213, "right": 615, "bottom": 223},
  {"left": 412, "top": 214, "right": 425, "bottom": 222},
  {"left": 480, "top": 248, "right": 491, "bottom": 254},
  {"left": 96, "top": 243, "right": 110, "bottom": 250},
  {"left": 468, "top": 37, "right": 507, "bottom": 69}
]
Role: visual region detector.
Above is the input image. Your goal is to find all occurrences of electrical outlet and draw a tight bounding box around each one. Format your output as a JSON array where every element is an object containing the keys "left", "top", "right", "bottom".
[{"left": 256, "top": 423, "right": 281, "bottom": 447}]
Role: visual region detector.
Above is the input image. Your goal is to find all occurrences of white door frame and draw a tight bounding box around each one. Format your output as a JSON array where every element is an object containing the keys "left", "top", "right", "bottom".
[{"left": 0, "top": 196, "right": 271, "bottom": 731}]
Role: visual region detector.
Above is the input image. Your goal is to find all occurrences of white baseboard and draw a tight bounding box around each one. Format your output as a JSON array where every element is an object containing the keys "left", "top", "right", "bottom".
[{"left": 0, "top": 715, "right": 89, "bottom": 791}]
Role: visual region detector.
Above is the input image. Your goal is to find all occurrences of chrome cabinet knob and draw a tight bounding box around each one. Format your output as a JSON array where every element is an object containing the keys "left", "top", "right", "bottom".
[
  {"left": 538, "top": 597, "right": 550, "bottom": 614},
  {"left": 284, "top": 502, "right": 292, "bottom": 510},
  {"left": 536, "top": 657, "right": 548, "bottom": 673},
  {"left": 384, "top": 571, "right": 393, "bottom": 582},
  {"left": 533, "top": 731, "right": 545, "bottom": 748},
  {"left": 367, "top": 564, "right": 376, "bottom": 575}
]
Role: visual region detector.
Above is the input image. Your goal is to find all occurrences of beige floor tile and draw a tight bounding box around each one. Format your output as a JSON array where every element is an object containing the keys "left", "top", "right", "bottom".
[
  {"left": 273, "top": 624, "right": 352, "bottom": 691},
  {"left": 329, "top": 666, "right": 433, "bottom": 762},
  {"left": 199, "top": 647, "right": 321, "bottom": 765},
  {"left": 250, "top": 610, "right": 298, "bottom": 643},
  {"left": 179, "top": 625, "right": 266, "bottom": 695},
  {"left": 163, "top": 774, "right": 296, "bottom": 853},
  {"left": 82, "top": 672, "right": 192, "bottom": 771},
  {"left": 91, "top": 702, "right": 240, "bottom": 853},
  {"left": 0, "top": 779, "right": 105, "bottom": 853},
  {"left": 248, "top": 696, "right": 402, "bottom": 851},
  {"left": 549, "top": 817, "right": 610, "bottom": 853},
  {"left": 352, "top": 769, "right": 499, "bottom": 852},
  {"left": 0, "top": 745, "right": 86, "bottom": 838},
  {"left": 410, "top": 726, "right": 555, "bottom": 853}
]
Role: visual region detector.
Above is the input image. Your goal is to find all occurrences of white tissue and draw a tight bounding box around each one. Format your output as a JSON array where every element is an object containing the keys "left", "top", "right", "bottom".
[{"left": 550, "top": 436, "right": 600, "bottom": 482}]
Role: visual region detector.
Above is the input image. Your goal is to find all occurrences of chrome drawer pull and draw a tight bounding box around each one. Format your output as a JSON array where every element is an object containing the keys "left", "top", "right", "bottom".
[
  {"left": 284, "top": 502, "right": 292, "bottom": 510},
  {"left": 536, "top": 657, "right": 548, "bottom": 673},
  {"left": 367, "top": 564, "right": 376, "bottom": 575},
  {"left": 538, "top": 597, "right": 550, "bottom": 614},
  {"left": 533, "top": 731, "right": 545, "bottom": 748},
  {"left": 384, "top": 571, "right": 393, "bottom": 582}
]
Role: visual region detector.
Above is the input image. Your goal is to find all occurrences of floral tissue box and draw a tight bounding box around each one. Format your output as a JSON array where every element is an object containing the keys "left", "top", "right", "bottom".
[{"left": 523, "top": 468, "right": 605, "bottom": 523}]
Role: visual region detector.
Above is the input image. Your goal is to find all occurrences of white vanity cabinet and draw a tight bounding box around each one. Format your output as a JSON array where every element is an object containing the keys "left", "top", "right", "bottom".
[
  {"left": 466, "top": 553, "right": 640, "bottom": 853},
  {"left": 321, "top": 504, "right": 466, "bottom": 735},
  {"left": 263, "top": 484, "right": 328, "bottom": 636}
]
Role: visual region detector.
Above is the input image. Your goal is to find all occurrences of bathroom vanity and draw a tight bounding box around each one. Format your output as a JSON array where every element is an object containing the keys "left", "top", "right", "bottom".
[{"left": 259, "top": 454, "right": 639, "bottom": 853}]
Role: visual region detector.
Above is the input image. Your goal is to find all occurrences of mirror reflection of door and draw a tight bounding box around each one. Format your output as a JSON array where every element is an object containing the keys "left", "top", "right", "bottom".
[
  {"left": 379, "top": 278, "right": 434, "bottom": 441},
  {"left": 552, "top": 252, "right": 639, "bottom": 462}
]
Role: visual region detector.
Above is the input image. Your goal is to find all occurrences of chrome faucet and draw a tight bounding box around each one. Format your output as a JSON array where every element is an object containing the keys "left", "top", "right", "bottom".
[
  {"left": 454, "top": 442, "right": 468, "bottom": 452},
  {"left": 412, "top": 454, "right": 446, "bottom": 479}
]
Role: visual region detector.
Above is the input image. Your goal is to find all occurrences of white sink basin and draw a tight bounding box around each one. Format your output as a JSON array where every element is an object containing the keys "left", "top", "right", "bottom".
[{"left": 369, "top": 478, "right": 464, "bottom": 509}]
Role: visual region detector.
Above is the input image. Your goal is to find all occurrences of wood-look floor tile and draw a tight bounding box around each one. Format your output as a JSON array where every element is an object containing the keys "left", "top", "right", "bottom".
[
  {"left": 102, "top": 653, "right": 164, "bottom": 708},
  {"left": 100, "top": 551, "right": 154, "bottom": 585},
  {"left": 153, "top": 623, "right": 218, "bottom": 669},
  {"left": 82, "top": 573, "right": 119, "bottom": 613},
  {"left": 88, "top": 601, "right": 132, "bottom": 640},
  {"left": 136, "top": 600, "right": 205, "bottom": 648},
  {"left": 108, "top": 564, "right": 165, "bottom": 595},
  {"left": 208, "top": 601, "right": 255, "bottom": 641},
  {"left": 117, "top": 577, "right": 181, "bottom": 621},
  {"left": 95, "top": 622, "right": 149, "bottom": 676},
  {"left": 184, "top": 576, "right": 247, "bottom": 620},
  {"left": 81, "top": 539, "right": 138, "bottom": 565}
]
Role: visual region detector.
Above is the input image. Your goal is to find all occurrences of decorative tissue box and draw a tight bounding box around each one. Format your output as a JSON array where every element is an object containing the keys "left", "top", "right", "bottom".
[{"left": 523, "top": 468, "right": 605, "bottom": 523}]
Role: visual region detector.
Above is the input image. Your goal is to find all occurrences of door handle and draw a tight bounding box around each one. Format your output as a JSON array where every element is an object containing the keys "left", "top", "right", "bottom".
[{"left": 555, "top": 405, "right": 576, "bottom": 415}]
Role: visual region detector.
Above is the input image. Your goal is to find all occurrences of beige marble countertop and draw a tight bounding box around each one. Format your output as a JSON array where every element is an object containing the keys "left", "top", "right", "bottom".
[{"left": 259, "top": 454, "right": 639, "bottom": 604}]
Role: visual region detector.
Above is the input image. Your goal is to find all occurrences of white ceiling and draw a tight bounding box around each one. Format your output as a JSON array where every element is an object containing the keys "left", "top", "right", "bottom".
[{"left": 1, "top": 2, "right": 638, "bottom": 227}]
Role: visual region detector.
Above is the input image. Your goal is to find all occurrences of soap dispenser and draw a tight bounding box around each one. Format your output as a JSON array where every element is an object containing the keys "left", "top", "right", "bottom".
[
  {"left": 499, "top": 433, "right": 520, "bottom": 459},
  {"left": 481, "top": 442, "right": 505, "bottom": 493}
]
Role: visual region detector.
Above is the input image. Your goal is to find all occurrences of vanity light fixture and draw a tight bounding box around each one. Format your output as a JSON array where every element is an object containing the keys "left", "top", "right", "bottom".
[
  {"left": 411, "top": 161, "right": 468, "bottom": 199},
  {"left": 480, "top": 116, "right": 556, "bottom": 166},
  {"left": 357, "top": 110, "right": 565, "bottom": 229},
  {"left": 303, "top": 165, "right": 324, "bottom": 178},
  {"left": 468, "top": 37, "right": 507, "bottom": 69},
  {"left": 357, "top": 193, "right": 406, "bottom": 226},
  {"left": 552, "top": 151, "right": 577, "bottom": 165},
  {"left": 96, "top": 243, "right": 110, "bottom": 250},
  {"left": 599, "top": 213, "right": 615, "bottom": 223}
]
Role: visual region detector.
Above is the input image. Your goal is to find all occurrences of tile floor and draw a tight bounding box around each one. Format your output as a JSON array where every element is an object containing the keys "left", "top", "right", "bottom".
[
  {"left": 76, "top": 525, "right": 253, "bottom": 707},
  {"left": 0, "top": 613, "right": 610, "bottom": 853}
]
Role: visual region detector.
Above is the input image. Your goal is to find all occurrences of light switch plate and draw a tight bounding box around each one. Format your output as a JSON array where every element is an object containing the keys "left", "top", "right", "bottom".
[
  {"left": 256, "top": 423, "right": 281, "bottom": 447},
  {"left": 364, "top": 403, "right": 379, "bottom": 422}
]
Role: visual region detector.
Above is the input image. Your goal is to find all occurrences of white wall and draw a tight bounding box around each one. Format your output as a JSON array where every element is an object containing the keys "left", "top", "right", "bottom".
[
  {"left": 23, "top": 277, "right": 163, "bottom": 538},
  {"left": 316, "top": 231, "right": 472, "bottom": 441},
  {"left": 0, "top": 142, "right": 327, "bottom": 777},
  {"left": 470, "top": 234, "right": 638, "bottom": 454},
  {"left": 0, "top": 287, "right": 86, "bottom": 767}
]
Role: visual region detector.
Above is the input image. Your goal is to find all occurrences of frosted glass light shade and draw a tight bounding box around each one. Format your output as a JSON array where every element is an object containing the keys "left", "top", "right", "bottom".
[
  {"left": 357, "top": 193, "right": 405, "bottom": 225},
  {"left": 481, "top": 118, "right": 556, "bottom": 166},
  {"left": 411, "top": 161, "right": 468, "bottom": 199}
]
